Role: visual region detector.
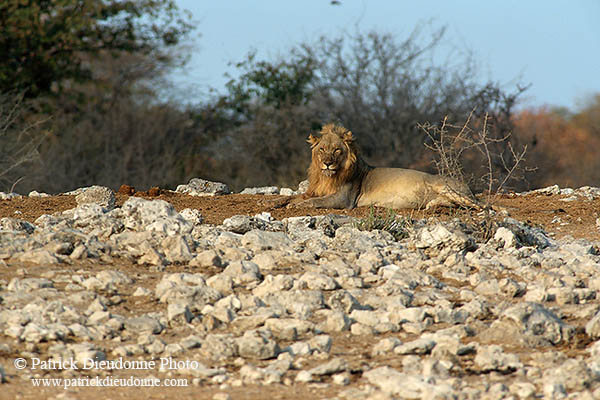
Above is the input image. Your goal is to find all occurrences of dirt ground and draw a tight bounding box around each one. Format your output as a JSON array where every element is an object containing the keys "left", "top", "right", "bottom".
[
  {"left": 1, "top": 188, "right": 599, "bottom": 240},
  {"left": 0, "top": 188, "right": 599, "bottom": 400}
]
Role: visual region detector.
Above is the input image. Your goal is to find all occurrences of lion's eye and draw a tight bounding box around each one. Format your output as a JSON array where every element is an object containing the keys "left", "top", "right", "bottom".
[
  {"left": 334, "top": 149, "right": 342, "bottom": 155},
  {"left": 319, "top": 148, "right": 325, "bottom": 153}
]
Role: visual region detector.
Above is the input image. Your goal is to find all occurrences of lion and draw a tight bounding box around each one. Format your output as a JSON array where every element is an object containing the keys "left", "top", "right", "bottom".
[{"left": 291, "top": 123, "right": 481, "bottom": 210}]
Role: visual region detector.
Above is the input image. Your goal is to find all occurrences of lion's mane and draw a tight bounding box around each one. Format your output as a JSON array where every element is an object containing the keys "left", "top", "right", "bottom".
[{"left": 305, "top": 123, "right": 368, "bottom": 198}]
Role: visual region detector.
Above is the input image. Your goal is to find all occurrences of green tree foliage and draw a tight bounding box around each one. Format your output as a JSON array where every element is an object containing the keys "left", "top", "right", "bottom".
[
  {"left": 222, "top": 52, "right": 316, "bottom": 117},
  {"left": 0, "top": 0, "right": 194, "bottom": 192},
  {"left": 0, "top": 0, "right": 193, "bottom": 98}
]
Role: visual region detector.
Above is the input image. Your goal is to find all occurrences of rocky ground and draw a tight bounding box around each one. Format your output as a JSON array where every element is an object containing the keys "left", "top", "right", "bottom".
[{"left": 1, "top": 179, "right": 600, "bottom": 400}]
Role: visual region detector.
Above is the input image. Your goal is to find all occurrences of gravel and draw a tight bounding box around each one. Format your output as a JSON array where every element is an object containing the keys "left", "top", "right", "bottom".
[{"left": 1, "top": 182, "right": 600, "bottom": 398}]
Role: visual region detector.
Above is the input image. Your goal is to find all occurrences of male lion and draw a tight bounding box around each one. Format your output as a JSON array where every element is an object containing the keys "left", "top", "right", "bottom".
[{"left": 291, "top": 123, "right": 480, "bottom": 210}]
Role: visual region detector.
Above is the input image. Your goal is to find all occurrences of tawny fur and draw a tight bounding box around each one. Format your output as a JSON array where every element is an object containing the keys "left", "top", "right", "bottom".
[
  {"left": 294, "top": 123, "right": 480, "bottom": 210},
  {"left": 306, "top": 124, "right": 362, "bottom": 197}
]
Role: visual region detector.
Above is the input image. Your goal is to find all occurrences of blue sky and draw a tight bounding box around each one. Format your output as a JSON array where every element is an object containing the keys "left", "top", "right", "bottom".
[{"left": 172, "top": 0, "right": 600, "bottom": 111}]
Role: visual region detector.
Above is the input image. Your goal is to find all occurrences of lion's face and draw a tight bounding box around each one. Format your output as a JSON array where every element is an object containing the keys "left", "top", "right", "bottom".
[
  {"left": 306, "top": 123, "right": 362, "bottom": 197},
  {"left": 310, "top": 133, "right": 351, "bottom": 177}
]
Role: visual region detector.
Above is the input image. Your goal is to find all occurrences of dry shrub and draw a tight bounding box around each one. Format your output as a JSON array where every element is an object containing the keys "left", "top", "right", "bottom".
[
  {"left": 189, "top": 102, "right": 324, "bottom": 191},
  {"left": 0, "top": 92, "right": 49, "bottom": 192},
  {"left": 24, "top": 97, "right": 195, "bottom": 194},
  {"left": 419, "top": 111, "right": 536, "bottom": 241},
  {"left": 298, "top": 29, "right": 527, "bottom": 173},
  {"left": 11, "top": 49, "right": 199, "bottom": 194},
  {"left": 420, "top": 111, "right": 529, "bottom": 202}
]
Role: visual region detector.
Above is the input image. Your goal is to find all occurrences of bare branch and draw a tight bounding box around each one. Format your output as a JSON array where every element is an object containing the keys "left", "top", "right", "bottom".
[{"left": 420, "top": 111, "right": 529, "bottom": 206}]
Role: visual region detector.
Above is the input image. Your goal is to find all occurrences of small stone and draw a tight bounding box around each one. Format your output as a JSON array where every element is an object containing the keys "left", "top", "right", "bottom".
[
  {"left": 180, "top": 334, "right": 203, "bottom": 350},
  {"left": 88, "top": 310, "right": 111, "bottom": 324},
  {"left": 332, "top": 372, "right": 351, "bottom": 386},
  {"left": 326, "top": 290, "right": 362, "bottom": 314},
  {"left": 162, "top": 235, "right": 193, "bottom": 263},
  {"left": 394, "top": 338, "right": 436, "bottom": 355},
  {"left": 236, "top": 331, "right": 279, "bottom": 360},
  {"left": 70, "top": 343, "right": 106, "bottom": 366},
  {"left": 75, "top": 186, "right": 115, "bottom": 210},
  {"left": 125, "top": 315, "right": 163, "bottom": 334},
  {"left": 295, "top": 370, "right": 313, "bottom": 383},
  {"left": 28, "top": 190, "right": 50, "bottom": 198},
  {"left": 286, "top": 341, "right": 311, "bottom": 357},
  {"left": 180, "top": 208, "right": 204, "bottom": 225},
  {"left": 363, "top": 366, "right": 429, "bottom": 397},
  {"left": 298, "top": 272, "right": 339, "bottom": 291},
  {"left": 308, "top": 358, "right": 348, "bottom": 376},
  {"left": 320, "top": 311, "right": 351, "bottom": 333},
  {"left": 474, "top": 345, "right": 522, "bottom": 373},
  {"left": 163, "top": 343, "right": 184, "bottom": 358},
  {"left": 543, "top": 383, "right": 567, "bottom": 399},
  {"left": 350, "top": 323, "right": 373, "bottom": 336},
  {"left": 132, "top": 287, "right": 152, "bottom": 297},
  {"left": 15, "top": 249, "right": 60, "bottom": 264},
  {"left": 586, "top": 311, "right": 600, "bottom": 339},
  {"left": 502, "top": 302, "right": 575, "bottom": 345},
  {"left": 222, "top": 260, "right": 262, "bottom": 286},
  {"left": 264, "top": 319, "right": 298, "bottom": 341},
  {"left": 240, "top": 186, "right": 279, "bottom": 195},
  {"left": 308, "top": 335, "right": 332, "bottom": 354},
  {"left": 167, "top": 303, "right": 194, "bottom": 323},
  {"left": 191, "top": 249, "right": 223, "bottom": 268},
  {"left": 509, "top": 382, "right": 537, "bottom": 399},
  {"left": 494, "top": 227, "right": 517, "bottom": 248},
  {"left": 253, "top": 275, "right": 294, "bottom": 297},
  {"left": 176, "top": 178, "right": 230, "bottom": 196},
  {"left": 372, "top": 337, "right": 402, "bottom": 356},
  {"left": 543, "top": 358, "right": 595, "bottom": 391}
]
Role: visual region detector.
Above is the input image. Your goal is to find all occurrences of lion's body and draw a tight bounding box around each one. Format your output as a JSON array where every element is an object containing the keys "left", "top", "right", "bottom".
[
  {"left": 296, "top": 123, "right": 480, "bottom": 210},
  {"left": 357, "top": 168, "right": 478, "bottom": 209}
]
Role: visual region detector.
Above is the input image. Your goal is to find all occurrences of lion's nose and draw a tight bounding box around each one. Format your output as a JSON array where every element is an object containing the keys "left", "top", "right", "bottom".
[{"left": 324, "top": 160, "right": 334, "bottom": 167}]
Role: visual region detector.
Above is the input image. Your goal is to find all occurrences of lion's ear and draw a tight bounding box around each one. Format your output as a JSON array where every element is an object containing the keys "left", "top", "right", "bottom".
[
  {"left": 307, "top": 134, "right": 320, "bottom": 147},
  {"left": 343, "top": 130, "right": 354, "bottom": 143}
]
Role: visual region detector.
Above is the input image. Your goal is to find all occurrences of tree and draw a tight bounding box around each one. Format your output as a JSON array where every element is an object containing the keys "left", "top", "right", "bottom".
[
  {"left": 11, "top": 46, "right": 201, "bottom": 194},
  {"left": 297, "top": 28, "right": 527, "bottom": 173},
  {"left": 219, "top": 52, "right": 316, "bottom": 119},
  {"left": 0, "top": 0, "right": 193, "bottom": 98},
  {"left": 513, "top": 106, "right": 600, "bottom": 188},
  {"left": 187, "top": 27, "right": 529, "bottom": 191},
  {"left": 572, "top": 94, "right": 600, "bottom": 138},
  {"left": 0, "top": 0, "right": 195, "bottom": 192}
]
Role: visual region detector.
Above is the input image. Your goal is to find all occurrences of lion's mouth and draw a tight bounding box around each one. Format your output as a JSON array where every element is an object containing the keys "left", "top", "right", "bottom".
[{"left": 321, "top": 168, "right": 337, "bottom": 177}]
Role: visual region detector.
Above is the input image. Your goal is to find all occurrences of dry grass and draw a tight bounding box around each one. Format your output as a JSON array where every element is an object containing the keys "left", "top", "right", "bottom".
[{"left": 354, "top": 206, "right": 410, "bottom": 240}]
